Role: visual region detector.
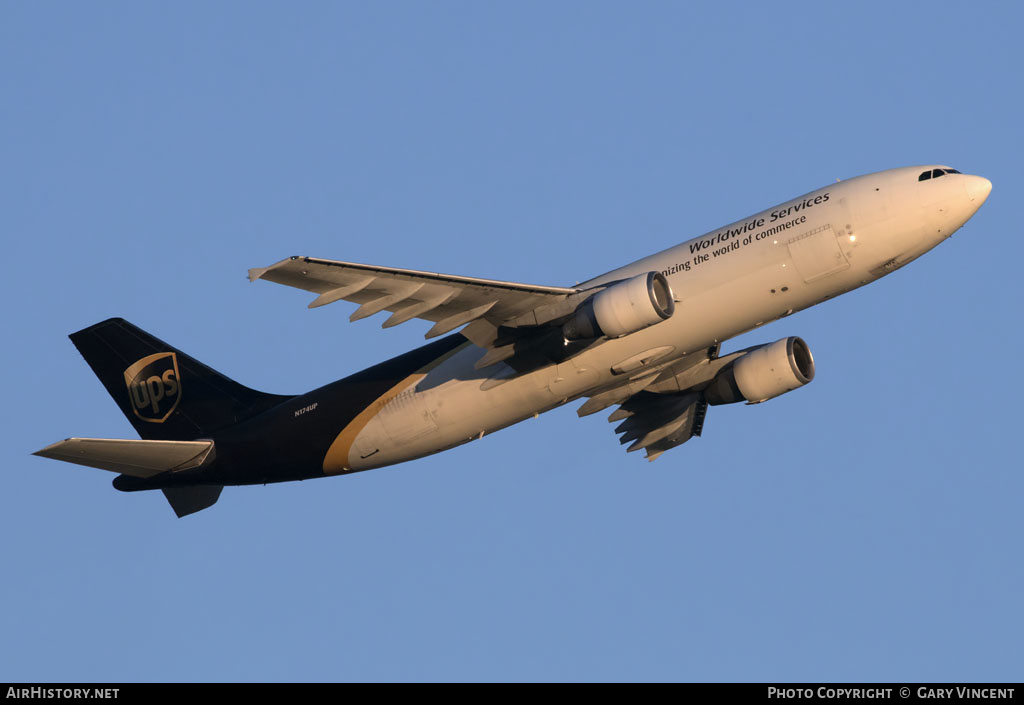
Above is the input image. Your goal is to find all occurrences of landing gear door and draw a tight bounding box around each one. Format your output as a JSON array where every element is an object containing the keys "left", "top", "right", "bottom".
[{"left": 787, "top": 224, "right": 850, "bottom": 283}]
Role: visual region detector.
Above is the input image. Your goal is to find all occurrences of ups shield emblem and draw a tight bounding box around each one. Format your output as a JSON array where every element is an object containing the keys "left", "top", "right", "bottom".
[{"left": 124, "top": 353, "right": 182, "bottom": 423}]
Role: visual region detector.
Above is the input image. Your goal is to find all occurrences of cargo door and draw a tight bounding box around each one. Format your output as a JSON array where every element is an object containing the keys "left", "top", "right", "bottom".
[{"left": 787, "top": 224, "right": 850, "bottom": 283}]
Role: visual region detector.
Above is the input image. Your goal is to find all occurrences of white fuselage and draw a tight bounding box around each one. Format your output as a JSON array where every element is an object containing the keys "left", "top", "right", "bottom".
[{"left": 334, "top": 166, "right": 990, "bottom": 472}]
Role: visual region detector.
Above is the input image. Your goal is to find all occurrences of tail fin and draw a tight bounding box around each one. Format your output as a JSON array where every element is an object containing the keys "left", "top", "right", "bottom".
[{"left": 70, "top": 318, "right": 291, "bottom": 440}]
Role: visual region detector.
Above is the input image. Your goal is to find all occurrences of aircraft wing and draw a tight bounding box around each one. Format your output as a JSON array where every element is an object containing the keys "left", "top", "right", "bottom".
[
  {"left": 250, "top": 256, "right": 581, "bottom": 340},
  {"left": 576, "top": 344, "right": 741, "bottom": 461},
  {"left": 604, "top": 391, "right": 708, "bottom": 461}
]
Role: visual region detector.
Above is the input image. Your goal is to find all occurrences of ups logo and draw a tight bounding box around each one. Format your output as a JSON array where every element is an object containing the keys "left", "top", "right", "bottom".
[{"left": 124, "top": 353, "right": 181, "bottom": 423}]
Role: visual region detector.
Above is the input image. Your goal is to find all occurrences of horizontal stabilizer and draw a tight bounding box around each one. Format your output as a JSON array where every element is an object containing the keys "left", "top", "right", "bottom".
[
  {"left": 33, "top": 438, "right": 214, "bottom": 478},
  {"left": 162, "top": 485, "right": 223, "bottom": 518}
]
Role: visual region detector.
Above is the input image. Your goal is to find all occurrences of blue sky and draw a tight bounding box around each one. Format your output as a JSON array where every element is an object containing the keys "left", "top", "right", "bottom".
[{"left": 2, "top": 1, "right": 1020, "bottom": 682}]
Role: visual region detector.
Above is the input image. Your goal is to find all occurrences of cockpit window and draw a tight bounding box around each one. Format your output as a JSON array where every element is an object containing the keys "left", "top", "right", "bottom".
[{"left": 919, "top": 168, "right": 961, "bottom": 181}]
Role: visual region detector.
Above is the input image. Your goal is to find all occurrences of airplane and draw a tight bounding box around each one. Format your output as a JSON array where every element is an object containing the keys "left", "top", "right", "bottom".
[{"left": 34, "top": 165, "right": 992, "bottom": 517}]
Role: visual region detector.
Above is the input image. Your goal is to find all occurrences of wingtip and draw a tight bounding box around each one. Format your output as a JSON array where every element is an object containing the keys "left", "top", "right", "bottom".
[{"left": 249, "top": 256, "right": 306, "bottom": 282}]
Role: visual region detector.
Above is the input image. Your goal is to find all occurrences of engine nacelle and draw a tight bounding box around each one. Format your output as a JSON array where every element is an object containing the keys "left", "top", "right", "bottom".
[
  {"left": 563, "top": 272, "right": 675, "bottom": 341},
  {"left": 704, "top": 337, "right": 815, "bottom": 405}
]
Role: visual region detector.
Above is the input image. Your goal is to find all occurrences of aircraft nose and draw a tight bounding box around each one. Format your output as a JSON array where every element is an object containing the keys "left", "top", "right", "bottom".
[{"left": 965, "top": 175, "right": 992, "bottom": 205}]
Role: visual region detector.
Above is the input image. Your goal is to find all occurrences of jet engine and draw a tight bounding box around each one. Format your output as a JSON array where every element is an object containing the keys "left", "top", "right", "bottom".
[
  {"left": 704, "top": 337, "right": 815, "bottom": 405},
  {"left": 563, "top": 272, "right": 675, "bottom": 341}
]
